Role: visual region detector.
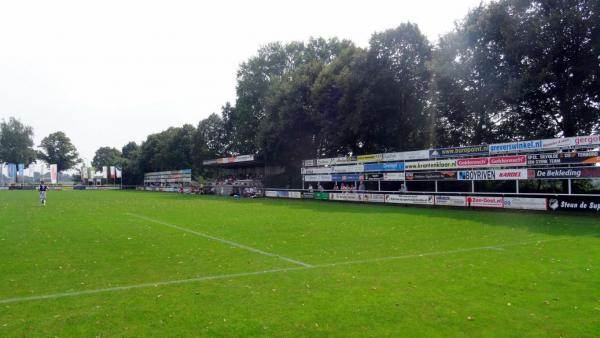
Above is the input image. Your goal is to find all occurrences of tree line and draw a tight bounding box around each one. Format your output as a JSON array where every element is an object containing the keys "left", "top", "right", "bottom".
[{"left": 3, "top": 0, "right": 598, "bottom": 186}]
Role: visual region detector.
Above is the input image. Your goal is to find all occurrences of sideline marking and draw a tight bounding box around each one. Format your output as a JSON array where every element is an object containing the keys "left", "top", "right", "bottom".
[
  {"left": 126, "top": 213, "right": 313, "bottom": 268},
  {"left": 0, "top": 238, "right": 566, "bottom": 305}
]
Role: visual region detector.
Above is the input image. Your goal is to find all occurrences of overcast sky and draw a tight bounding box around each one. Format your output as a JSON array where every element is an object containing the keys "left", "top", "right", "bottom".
[{"left": 0, "top": 0, "right": 486, "bottom": 163}]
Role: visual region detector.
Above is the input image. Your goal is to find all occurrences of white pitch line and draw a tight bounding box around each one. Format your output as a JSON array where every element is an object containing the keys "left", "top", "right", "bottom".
[
  {"left": 0, "top": 237, "right": 566, "bottom": 305},
  {"left": 0, "top": 267, "right": 305, "bottom": 305},
  {"left": 126, "top": 213, "right": 313, "bottom": 268}
]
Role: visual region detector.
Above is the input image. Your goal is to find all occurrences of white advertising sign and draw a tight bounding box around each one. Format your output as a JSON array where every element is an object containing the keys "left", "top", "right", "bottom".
[
  {"left": 404, "top": 159, "right": 457, "bottom": 171},
  {"left": 495, "top": 169, "right": 528, "bottom": 180},
  {"left": 383, "top": 172, "right": 406, "bottom": 181},
  {"left": 383, "top": 150, "right": 430, "bottom": 162},
  {"left": 333, "top": 164, "right": 364, "bottom": 173},
  {"left": 330, "top": 193, "right": 361, "bottom": 202},
  {"left": 467, "top": 196, "right": 504, "bottom": 208},
  {"left": 288, "top": 191, "right": 302, "bottom": 199},
  {"left": 504, "top": 197, "right": 547, "bottom": 211},
  {"left": 304, "top": 174, "right": 333, "bottom": 182},
  {"left": 317, "top": 158, "right": 332, "bottom": 166},
  {"left": 265, "top": 190, "right": 278, "bottom": 197},
  {"left": 385, "top": 194, "right": 434, "bottom": 205},
  {"left": 434, "top": 195, "right": 467, "bottom": 207},
  {"left": 489, "top": 140, "right": 543, "bottom": 153},
  {"left": 302, "top": 167, "right": 333, "bottom": 174},
  {"left": 542, "top": 135, "right": 600, "bottom": 149},
  {"left": 362, "top": 193, "right": 385, "bottom": 203}
]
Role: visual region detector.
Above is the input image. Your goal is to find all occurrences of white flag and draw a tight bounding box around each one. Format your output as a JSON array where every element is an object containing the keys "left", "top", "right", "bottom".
[
  {"left": 102, "top": 166, "right": 108, "bottom": 179},
  {"left": 50, "top": 164, "right": 58, "bottom": 184}
]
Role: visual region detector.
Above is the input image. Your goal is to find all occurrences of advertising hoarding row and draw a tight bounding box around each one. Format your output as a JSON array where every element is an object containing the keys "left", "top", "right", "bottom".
[
  {"left": 265, "top": 191, "right": 579, "bottom": 212},
  {"left": 303, "top": 134, "right": 600, "bottom": 167}
]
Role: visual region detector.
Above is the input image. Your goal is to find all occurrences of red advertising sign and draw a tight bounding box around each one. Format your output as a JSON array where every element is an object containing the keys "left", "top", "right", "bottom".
[
  {"left": 467, "top": 196, "right": 504, "bottom": 208},
  {"left": 456, "top": 155, "right": 527, "bottom": 168}
]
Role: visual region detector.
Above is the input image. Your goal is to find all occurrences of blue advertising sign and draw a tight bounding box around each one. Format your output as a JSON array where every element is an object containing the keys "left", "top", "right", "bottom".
[
  {"left": 332, "top": 174, "right": 363, "bottom": 182},
  {"left": 7, "top": 163, "right": 16, "bottom": 178},
  {"left": 364, "top": 162, "right": 404, "bottom": 172}
]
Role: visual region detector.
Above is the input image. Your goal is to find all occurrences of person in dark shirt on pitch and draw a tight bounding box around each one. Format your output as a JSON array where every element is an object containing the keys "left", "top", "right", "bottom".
[{"left": 38, "top": 181, "right": 48, "bottom": 206}]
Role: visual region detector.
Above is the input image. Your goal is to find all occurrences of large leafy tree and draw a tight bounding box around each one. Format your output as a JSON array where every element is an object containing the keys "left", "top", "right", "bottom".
[
  {"left": 434, "top": 0, "right": 600, "bottom": 145},
  {"left": 37, "top": 131, "right": 80, "bottom": 171},
  {"left": 92, "top": 147, "right": 124, "bottom": 169},
  {"left": 137, "top": 125, "right": 196, "bottom": 174},
  {"left": 258, "top": 62, "right": 325, "bottom": 187},
  {"left": 231, "top": 38, "right": 353, "bottom": 155},
  {"left": 0, "top": 117, "right": 36, "bottom": 164},
  {"left": 312, "top": 46, "right": 370, "bottom": 157},
  {"left": 121, "top": 141, "right": 142, "bottom": 185},
  {"left": 361, "top": 23, "right": 433, "bottom": 152},
  {"left": 515, "top": 0, "right": 600, "bottom": 136}
]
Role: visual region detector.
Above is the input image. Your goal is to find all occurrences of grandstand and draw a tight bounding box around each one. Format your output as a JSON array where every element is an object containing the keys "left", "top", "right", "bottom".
[{"left": 263, "top": 134, "right": 600, "bottom": 213}]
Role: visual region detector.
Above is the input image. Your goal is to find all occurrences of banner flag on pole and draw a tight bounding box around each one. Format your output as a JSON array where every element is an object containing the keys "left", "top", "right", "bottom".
[
  {"left": 50, "top": 164, "right": 58, "bottom": 184},
  {"left": 116, "top": 167, "right": 122, "bottom": 179},
  {"left": 17, "top": 164, "right": 24, "bottom": 182},
  {"left": 110, "top": 166, "right": 116, "bottom": 179},
  {"left": 102, "top": 166, "right": 108, "bottom": 179},
  {"left": 8, "top": 163, "right": 16, "bottom": 182}
]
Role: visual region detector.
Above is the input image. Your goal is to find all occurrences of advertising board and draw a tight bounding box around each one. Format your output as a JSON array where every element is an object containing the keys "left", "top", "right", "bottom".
[
  {"left": 357, "top": 154, "right": 383, "bottom": 162},
  {"left": 489, "top": 140, "right": 543, "bottom": 153},
  {"left": 332, "top": 174, "right": 363, "bottom": 182},
  {"left": 404, "top": 159, "right": 457, "bottom": 171},
  {"left": 313, "top": 192, "right": 330, "bottom": 200},
  {"left": 383, "top": 172, "right": 406, "bottom": 181},
  {"left": 304, "top": 174, "right": 333, "bottom": 182},
  {"left": 504, "top": 197, "right": 547, "bottom": 211},
  {"left": 467, "top": 196, "right": 504, "bottom": 208},
  {"left": 302, "top": 167, "right": 333, "bottom": 175},
  {"left": 434, "top": 195, "right": 467, "bottom": 207},
  {"left": 458, "top": 169, "right": 528, "bottom": 180},
  {"left": 330, "top": 193, "right": 361, "bottom": 202},
  {"left": 529, "top": 167, "right": 600, "bottom": 179},
  {"left": 405, "top": 171, "right": 457, "bottom": 181},
  {"left": 547, "top": 196, "right": 600, "bottom": 212},
  {"left": 384, "top": 194, "right": 434, "bottom": 205},
  {"left": 383, "top": 150, "right": 430, "bottom": 162},
  {"left": 527, "top": 152, "right": 600, "bottom": 165},
  {"left": 362, "top": 193, "right": 385, "bottom": 203},
  {"left": 333, "top": 164, "right": 364, "bottom": 173},
  {"left": 265, "top": 191, "right": 278, "bottom": 197},
  {"left": 429, "top": 145, "right": 489, "bottom": 158}
]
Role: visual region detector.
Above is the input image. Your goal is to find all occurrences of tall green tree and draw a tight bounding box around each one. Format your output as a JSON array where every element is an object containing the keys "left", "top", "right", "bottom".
[
  {"left": 92, "top": 147, "right": 124, "bottom": 169},
  {"left": 434, "top": 0, "right": 600, "bottom": 145},
  {"left": 121, "top": 142, "right": 142, "bottom": 185},
  {"left": 312, "top": 46, "right": 370, "bottom": 156},
  {"left": 361, "top": 23, "right": 433, "bottom": 152},
  {"left": 258, "top": 62, "right": 325, "bottom": 187},
  {"left": 231, "top": 38, "right": 353, "bottom": 155},
  {"left": 0, "top": 117, "right": 36, "bottom": 164},
  {"left": 37, "top": 131, "right": 80, "bottom": 171},
  {"left": 137, "top": 125, "right": 196, "bottom": 174}
]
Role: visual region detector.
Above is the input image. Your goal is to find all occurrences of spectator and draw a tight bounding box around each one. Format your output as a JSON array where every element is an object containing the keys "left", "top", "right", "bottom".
[{"left": 399, "top": 183, "right": 407, "bottom": 192}]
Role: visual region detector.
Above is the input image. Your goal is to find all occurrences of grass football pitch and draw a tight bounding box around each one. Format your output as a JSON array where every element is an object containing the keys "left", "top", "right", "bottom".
[{"left": 0, "top": 190, "right": 599, "bottom": 337}]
